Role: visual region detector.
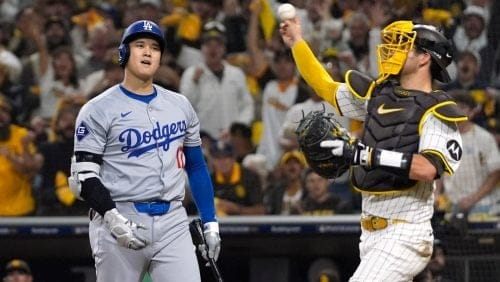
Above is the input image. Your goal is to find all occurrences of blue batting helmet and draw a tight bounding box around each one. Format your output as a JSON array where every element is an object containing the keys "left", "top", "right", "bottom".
[{"left": 118, "top": 20, "right": 166, "bottom": 67}]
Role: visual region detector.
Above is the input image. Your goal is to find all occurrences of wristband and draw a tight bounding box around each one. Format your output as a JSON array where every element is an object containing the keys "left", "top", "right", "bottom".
[{"left": 373, "top": 148, "right": 413, "bottom": 170}]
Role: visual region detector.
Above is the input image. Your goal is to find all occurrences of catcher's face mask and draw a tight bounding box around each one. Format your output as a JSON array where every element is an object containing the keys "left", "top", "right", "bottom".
[{"left": 376, "top": 21, "right": 416, "bottom": 83}]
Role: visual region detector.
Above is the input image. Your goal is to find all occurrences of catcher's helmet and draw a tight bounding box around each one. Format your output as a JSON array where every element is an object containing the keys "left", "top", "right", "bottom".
[
  {"left": 413, "top": 24, "right": 453, "bottom": 83},
  {"left": 118, "top": 20, "right": 165, "bottom": 67},
  {"left": 376, "top": 21, "right": 453, "bottom": 83}
]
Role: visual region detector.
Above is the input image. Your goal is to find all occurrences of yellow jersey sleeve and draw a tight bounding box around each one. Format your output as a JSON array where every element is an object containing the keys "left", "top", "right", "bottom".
[{"left": 291, "top": 40, "right": 342, "bottom": 113}]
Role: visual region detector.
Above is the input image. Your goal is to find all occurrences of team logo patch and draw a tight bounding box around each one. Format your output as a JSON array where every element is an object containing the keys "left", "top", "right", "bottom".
[
  {"left": 76, "top": 121, "right": 90, "bottom": 141},
  {"left": 446, "top": 140, "right": 462, "bottom": 161}
]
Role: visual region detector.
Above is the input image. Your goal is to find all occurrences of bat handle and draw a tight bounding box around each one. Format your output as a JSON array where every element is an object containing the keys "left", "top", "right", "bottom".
[{"left": 209, "top": 258, "right": 223, "bottom": 282}]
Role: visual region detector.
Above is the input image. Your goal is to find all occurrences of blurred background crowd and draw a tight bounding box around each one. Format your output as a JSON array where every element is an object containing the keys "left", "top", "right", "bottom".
[
  {"left": 0, "top": 0, "right": 499, "bottom": 232},
  {"left": 0, "top": 0, "right": 499, "bottom": 281}
]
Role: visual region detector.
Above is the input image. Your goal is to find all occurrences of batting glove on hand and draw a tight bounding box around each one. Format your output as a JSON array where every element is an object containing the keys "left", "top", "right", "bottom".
[
  {"left": 198, "top": 222, "right": 221, "bottom": 262},
  {"left": 320, "top": 139, "right": 371, "bottom": 167},
  {"left": 104, "top": 208, "right": 148, "bottom": 250}
]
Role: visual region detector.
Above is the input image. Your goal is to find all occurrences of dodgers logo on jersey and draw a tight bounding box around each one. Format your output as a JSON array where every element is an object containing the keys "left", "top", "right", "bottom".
[
  {"left": 76, "top": 121, "right": 89, "bottom": 141},
  {"left": 446, "top": 140, "right": 462, "bottom": 161},
  {"left": 119, "top": 120, "right": 187, "bottom": 158}
]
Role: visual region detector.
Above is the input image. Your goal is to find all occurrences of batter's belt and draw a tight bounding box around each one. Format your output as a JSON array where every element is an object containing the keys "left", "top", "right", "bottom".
[
  {"left": 361, "top": 215, "right": 407, "bottom": 231},
  {"left": 88, "top": 200, "right": 171, "bottom": 220}
]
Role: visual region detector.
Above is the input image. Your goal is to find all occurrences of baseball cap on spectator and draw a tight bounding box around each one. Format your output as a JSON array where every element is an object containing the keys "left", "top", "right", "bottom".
[
  {"left": 5, "top": 259, "right": 31, "bottom": 275},
  {"left": 210, "top": 141, "right": 234, "bottom": 157},
  {"left": 280, "top": 150, "right": 307, "bottom": 166},
  {"left": 201, "top": 21, "right": 226, "bottom": 44},
  {"left": 462, "top": 5, "right": 487, "bottom": 24}
]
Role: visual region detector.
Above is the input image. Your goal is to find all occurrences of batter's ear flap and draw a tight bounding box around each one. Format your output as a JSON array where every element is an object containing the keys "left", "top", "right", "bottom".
[{"left": 118, "top": 43, "right": 129, "bottom": 67}]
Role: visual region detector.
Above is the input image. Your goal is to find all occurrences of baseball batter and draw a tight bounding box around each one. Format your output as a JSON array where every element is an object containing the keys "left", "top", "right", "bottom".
[
  {"left": 280, "top": 16, "right": 466, "bottom": 281},
  {"left": 69, "top": 20, "right": 220, "bottom": 282}
]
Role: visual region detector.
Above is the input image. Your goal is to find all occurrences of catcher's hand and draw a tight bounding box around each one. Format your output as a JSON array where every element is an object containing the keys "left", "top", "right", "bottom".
[
  {"left": 104, "top": 208, "right": 148, "bottom": 250},
  {"left": 295, "top": 110, "right": 352, "bottom": 178},
  {"left": 320, "top": 139, "right": 370, "bottom": 166}
]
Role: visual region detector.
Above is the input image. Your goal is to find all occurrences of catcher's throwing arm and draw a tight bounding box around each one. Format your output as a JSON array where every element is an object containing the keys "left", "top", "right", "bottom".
[{"left": 190, "top": 218, "right": 224, "bottom": 282}]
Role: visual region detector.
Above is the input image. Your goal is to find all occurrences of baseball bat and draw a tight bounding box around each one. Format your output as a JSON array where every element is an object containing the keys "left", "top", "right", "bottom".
[{"left": 189, "top": 218, "right": 224, "bottom": 282}]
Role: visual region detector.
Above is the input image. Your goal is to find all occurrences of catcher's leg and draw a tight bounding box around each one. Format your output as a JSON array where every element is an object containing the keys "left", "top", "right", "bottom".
[{"left": 350, "top": 222, "right": 433, "bottom": 282}]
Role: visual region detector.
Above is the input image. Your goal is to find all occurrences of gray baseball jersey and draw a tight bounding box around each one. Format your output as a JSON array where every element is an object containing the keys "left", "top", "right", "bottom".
[
  {"left": 74, "top": 84, "right": 201, "bottom": 202},
  {"left": 76, "top": 84, "right": 203, "bottom": 282}
]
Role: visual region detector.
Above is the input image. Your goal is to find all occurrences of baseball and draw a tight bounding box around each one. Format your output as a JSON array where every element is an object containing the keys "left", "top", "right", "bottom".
[{"left": 277, "top": 3, "right": 296, "bottom": 21}]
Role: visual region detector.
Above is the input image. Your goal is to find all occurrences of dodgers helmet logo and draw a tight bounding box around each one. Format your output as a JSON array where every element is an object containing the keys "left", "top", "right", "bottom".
[
  {"left": 119, "top": 120, "right": 187, "bottom": 158},
  {"left": 76, "top": 121, "right": 89, "bottom": 141},
  {"left": 143, "top": 20, "right": 153, "bottom": 31}
]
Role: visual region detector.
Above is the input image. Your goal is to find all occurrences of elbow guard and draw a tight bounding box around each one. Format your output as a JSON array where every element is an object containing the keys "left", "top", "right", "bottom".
[
  {"left": 68, "top": 155, "right": 101, "bottom": 200},
  {"left": 69, "top": 151, "right": 115, "bottom": 215}
]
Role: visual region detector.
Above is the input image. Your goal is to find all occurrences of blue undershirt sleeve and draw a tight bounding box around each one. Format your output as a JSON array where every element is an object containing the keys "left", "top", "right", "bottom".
[{"left": 184, "top": 146, "right": 217, "bottom": 223}]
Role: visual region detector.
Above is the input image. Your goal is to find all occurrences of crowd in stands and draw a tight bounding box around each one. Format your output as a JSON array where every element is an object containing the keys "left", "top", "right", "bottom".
[{"left": 0, "top": 0, "right": 498, "bottom": 227}]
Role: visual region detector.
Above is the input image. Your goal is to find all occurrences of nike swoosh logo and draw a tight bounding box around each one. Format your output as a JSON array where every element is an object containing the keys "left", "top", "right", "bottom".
[
  {"left": 377, "top": 104, "right": 404, "bottom": 115},
  {"left": 121, "top": 111, "right": 132, "bottom": 118}
]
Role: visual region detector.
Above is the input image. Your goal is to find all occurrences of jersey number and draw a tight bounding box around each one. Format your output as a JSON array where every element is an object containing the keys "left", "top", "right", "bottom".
[{"left": 176, "top": 146, "right": 185, "bottom": 168}]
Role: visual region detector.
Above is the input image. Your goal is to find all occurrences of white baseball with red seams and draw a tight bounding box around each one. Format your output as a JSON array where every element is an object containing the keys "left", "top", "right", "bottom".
[{"left": 277, "top": 3, "right": 296, "bottom": 21}]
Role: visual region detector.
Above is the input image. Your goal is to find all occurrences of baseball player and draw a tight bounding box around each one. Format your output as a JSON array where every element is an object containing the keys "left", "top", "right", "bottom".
[
  {"left": 68, "top": 20, "right": 220, "bottom": 282},
  {"left": 280, "top": 17, "right": 466, "bottom": 281}
]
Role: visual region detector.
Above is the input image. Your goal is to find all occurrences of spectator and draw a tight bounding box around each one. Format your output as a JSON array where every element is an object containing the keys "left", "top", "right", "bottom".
[
  {"left": 436, "top": 90, "right": 500, "bottom": 218},
  {"left": 3, "top": 259, "right": 33, "bottom": 282},
  {"left": 307, "top": 257, "right": 341, "bottom": 282},
  {"left": 37, "top": 101, "right": 88, "bottom": 216},
  {"left": 242, "top": 153, "right": 270, "bottom": 192},
  {"left": 294, "top": 168, "right": 352, "bottom": 215},
  {"left": 441, "top": 49, "right": 496, "bottom": 131},
  {"left": 0, "top": 94, "right": 43, "bottom": 216},
  {"left": 78, "top": 24, "right": 115, "bottom": 79},
  {"left": 229, "top": 122, "right": 255, "bottom": 163},
  {"left": 264, "top": 150, "right": 307, "bottom": 215},
  {"left": 210, "top": 140, "right": 265, "bottom": 215},
  {"left": 300, "top": 0, "right": 344, "bottom": 56},
  {"left": 82, "top": 52, "right": 123, "bottom": 99},
  {"left": 163, "top": 0, "right": 222, "bottom": 69},
  {"left": 36, "top": 45, "right": 86, "bottom": 121},
  {"left": 339, "top": 11, "right": 371, "bottom": 73},
  {"left": 453, "top": 5, "right": 489, "bottom": 55},
  {"left": 257, "top": 49, "right": 307, "bottom": 170},
  {"left": 180, "top": 21, "right": 254, "bottom": 139}
]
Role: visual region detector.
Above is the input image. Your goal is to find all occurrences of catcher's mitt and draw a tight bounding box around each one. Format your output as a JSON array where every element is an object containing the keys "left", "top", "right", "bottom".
[{"left": 295, "top": 109, "right": 351, "bottom": 179}]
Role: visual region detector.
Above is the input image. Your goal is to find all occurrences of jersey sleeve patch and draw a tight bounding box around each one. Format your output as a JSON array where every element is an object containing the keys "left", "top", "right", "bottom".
[
  {"left": 446, "top": 139, "right": 462, "bottom": 161},
  {"left": 76, "top": 121, "right": 90, "bottom": 141}
]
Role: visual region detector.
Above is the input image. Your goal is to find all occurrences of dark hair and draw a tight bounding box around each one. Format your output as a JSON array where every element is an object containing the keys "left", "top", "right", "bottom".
[
  {"left": 450, "top": 89, "right": 477, "bottom": 109},
  {"left": 51, "top": 45, "right": 79, "bottom": 88},
  {"left": 230, "top": 122, "right": 252, "bottom": 139}
]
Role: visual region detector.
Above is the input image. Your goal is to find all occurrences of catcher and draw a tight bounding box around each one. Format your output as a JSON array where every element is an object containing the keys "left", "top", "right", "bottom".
[{"left": 282, "top": 17, "right": 467, "bottom": 281}]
